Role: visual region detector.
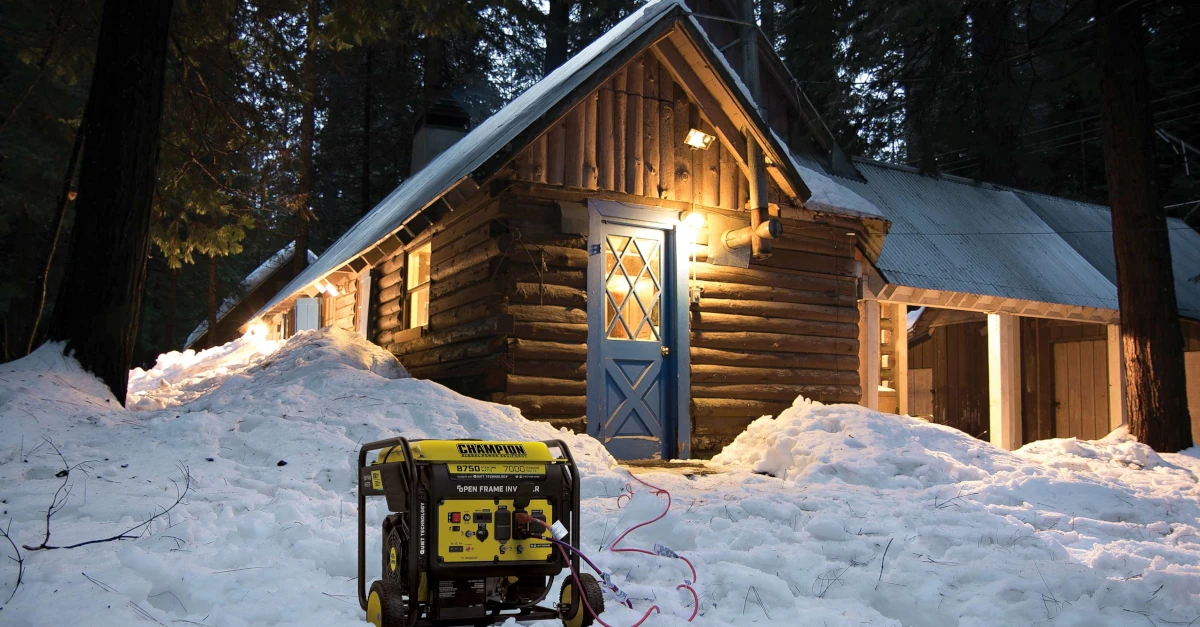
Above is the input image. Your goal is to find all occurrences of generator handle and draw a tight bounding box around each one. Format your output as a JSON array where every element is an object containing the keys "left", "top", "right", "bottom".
[
  {"left": 357, "top": 436, "right": 414, "bottom": 610},
  {"left": 544, "top": 438, "right": 581, "bottom": 574}
]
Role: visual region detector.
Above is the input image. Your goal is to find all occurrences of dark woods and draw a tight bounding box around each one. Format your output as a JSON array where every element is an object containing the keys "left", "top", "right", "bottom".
[{"left": 0, "top": 0, "right": 1196, "bottom": 370}]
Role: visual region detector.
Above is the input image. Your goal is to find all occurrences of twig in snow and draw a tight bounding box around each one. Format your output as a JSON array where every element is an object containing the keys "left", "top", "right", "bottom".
[
  {"left": 82, "top": 571, "right": 120, "bottom": 594},
  {"left": 812, "top": 567, "right": 848, "bottom": 598},
  {"left": 1036, "top": 563, "right": 1067, "bottom": 619},
  {"left": 1122, "top": 609, "right": 1158, "bottom": 627},
  {"left": 24, "top": 438, "right": 98, "bottom": 551},
  {"left": 742, "top": 586, "right": 771, "bottom": 620},
  {"left": 25, "top": 462, "right": 191, "bottom": 551},
  {"left": 1, "top": 519, "right": 23, "bottom": 603},
  {"left": 875, "top": 537, "right": 893, "bottom": 590},
  {"left": 149, "top": 590, "right": 187, "bottom": 613},
  {"left": 128, "top": 600, "right": 166, "bottom": 625}
]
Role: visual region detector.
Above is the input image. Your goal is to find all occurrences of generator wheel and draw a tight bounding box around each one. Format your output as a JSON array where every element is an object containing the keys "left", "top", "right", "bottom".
[
  {"left": 559, "top": 573, "right": 604, "bottom": 627},
  {"left": 366, "top": 580, "right": 406, "bottom": 627}
]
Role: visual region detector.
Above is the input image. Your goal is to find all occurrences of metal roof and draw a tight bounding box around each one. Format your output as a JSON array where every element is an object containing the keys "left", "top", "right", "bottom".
[
  {"left": 1018, "top": 192, "right": 1200, "bottom": 320},
  {"left": 841, "top": 160, "right": 1120, "bottom": 310}
]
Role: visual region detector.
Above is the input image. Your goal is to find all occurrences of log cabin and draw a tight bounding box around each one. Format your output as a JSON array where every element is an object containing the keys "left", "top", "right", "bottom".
[
  {"left": 244, "top": 0, "right": 890, "bottom": 460},
  {"left": 244, "top": 0, "right": 1200, "bottom": 457}
]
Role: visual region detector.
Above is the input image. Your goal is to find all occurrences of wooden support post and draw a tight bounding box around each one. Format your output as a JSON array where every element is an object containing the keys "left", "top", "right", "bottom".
[
  {"left": 988, "top": 312, "right": 1021, "bottom": 450},
  {"left": 1107, "top": 324, "right": 1126, "bottom": 431},
  {"left": 893, "top": 302, "right": 909, "bottom": 415},
  {"left": 860, "top": 299, "right": 880, "bottom": 410}
]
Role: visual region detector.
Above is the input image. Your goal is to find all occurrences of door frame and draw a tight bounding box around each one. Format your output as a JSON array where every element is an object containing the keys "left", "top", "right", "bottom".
[{"left": 585, "top": 199, "right": 691, "bottom": 459}]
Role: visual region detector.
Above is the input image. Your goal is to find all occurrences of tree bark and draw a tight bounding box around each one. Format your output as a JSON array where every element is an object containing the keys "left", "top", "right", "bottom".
[
  {"left": 544, "top": 0, "right": 571, "bottom": 76},
  {"left": 1094, "top": 0, "right": 1192, "bottom": 451},
  {"left": 163, "top": 269, "right": 177, "bottom": 353},
  {"left": 970, "top": 0, "right": 1017, "bottom": 185},
  {"left": 207, "top": 254, "right": 218, "bottom": 345},
  {"left": 26, "top": 125, "right": 84, "bottom": 355},
  {"left": 48, "top": 0, "right": 175, "bottom": 405},
  {"left": 295, "top": 0, "right": 318, "bottom": 276},
  {"left": 361, "top": 44, "right": 372, "bottom": 216}
]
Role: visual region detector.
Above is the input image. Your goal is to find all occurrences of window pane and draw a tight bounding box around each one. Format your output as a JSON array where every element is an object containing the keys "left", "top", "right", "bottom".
[
  {"left": 604, "top": 233, "right": 660, "bottom": 341},
  {"left": 409, "top": 287, "right": 429, "bottom": 328},
  {"left": 408, "top": 241, "right": 432, "bottom": 287}
]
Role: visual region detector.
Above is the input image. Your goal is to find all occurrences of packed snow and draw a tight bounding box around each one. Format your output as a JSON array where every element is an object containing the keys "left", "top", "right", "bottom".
[{"left": 2, "top": 330, "right": 1199, "bottom": 626}]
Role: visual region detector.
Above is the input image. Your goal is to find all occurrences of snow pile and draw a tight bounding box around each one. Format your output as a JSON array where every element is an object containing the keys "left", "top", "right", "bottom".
[{"left": 3, "top": 331, "right": 1200, "bottom": 626}]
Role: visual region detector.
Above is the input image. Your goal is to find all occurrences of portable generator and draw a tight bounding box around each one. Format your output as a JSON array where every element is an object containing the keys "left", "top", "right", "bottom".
[{"left": 357, "top": 437, "right": 604, "bottom": 627}]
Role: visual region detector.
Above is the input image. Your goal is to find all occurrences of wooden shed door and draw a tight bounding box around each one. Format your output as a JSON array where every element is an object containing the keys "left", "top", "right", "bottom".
[
  {"left": 1052, "top": 340, "right": 1110, "bottom": 440},
  {"left": 588, "top": 223, "right": 672, "bottom": 459}
]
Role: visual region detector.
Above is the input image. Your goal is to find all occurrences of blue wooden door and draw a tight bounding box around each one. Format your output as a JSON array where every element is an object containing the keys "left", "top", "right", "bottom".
[{"left": 588, "top": 222, "right": 672, "bottom": 459}]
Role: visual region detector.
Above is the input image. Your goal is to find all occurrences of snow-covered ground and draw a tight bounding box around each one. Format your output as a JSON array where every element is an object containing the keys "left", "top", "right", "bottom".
[{"left": 1, "top": 330, "right": 1198, "bottom": 626}]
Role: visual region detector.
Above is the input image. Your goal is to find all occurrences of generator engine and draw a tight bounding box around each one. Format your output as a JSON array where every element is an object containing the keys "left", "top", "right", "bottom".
[{"left": 357, "top": 438, "right": 603, "bottom": 627}]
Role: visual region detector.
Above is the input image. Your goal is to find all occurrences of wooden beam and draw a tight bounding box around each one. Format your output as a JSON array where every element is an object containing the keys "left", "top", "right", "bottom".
[
  {"left": 987, "top": 312, "right": 1021, "bottom": 450},
  {"left": 860, "top": 299, "right": 880, "bottom": 410},
  {"left": 877, "top": 284, "right": 1119, "bottom": 324},
  {"left": 893, "top": 302, "right": 909, "bottom": 415},
  {"left": 1107, "top": 324, "right": 1126, "bottom": 431}
]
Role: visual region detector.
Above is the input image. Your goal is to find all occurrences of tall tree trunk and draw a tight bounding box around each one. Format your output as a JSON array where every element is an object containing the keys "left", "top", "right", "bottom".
[
  {"left": 163, "top": 269, "right": 176, "bottom": 352},
  {"left": 361, "top": 44, "right": 373, "bottom": 216},
  {"left": 760, "top": 0, "right": 777, "bottom": 49},
  {"left": 207, "top": 254, "right": 218, "bottom": 346},
  {"left": 26, "top": 125, "right": 84, "bottom": 355},
  {"left": 296, "top": 0, "right": 318, "bottom": 276},
  {"left": 544, "top": 0, "right": 571, "bottom": 76},
  {"left": 971, "top": 0, "right": 1016, "bottom": 185},
  {"left": 48, "top": 0, "right": 174, "bottom": 405},
  {"left": 1095, "top": 0, "right": 1192, "bottom": 452}
]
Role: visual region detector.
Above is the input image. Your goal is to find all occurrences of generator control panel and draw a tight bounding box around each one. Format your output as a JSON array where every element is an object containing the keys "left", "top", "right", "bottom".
[{"left": 437, "top": 498, "right": 554, "bottom": 563}]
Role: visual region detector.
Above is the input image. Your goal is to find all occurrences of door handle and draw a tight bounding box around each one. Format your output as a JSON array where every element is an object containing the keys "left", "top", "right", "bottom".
[{"left": 661, "top": 346, "right": 670, "bottom": 356}]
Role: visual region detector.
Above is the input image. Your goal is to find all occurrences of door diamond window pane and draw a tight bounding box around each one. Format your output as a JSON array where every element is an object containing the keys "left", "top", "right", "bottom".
[{"left": 604, "top": 234, "right": 661, "bottom": 341}]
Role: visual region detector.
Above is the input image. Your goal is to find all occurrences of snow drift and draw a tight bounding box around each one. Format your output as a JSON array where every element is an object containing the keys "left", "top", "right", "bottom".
[{"left": 1, "top": 330, "right": 1199, "bottom": 626}]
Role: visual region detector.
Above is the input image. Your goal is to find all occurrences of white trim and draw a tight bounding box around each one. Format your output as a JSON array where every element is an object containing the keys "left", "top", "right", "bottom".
[
  {"left": 987, "top": 312, "right": 1021, "bottom": 450},
  {"left": 1107, "top": 325, "right": 1126, "bottom": 431},
  {"left": 861, "top": 300, "right": 880, "bottom": 410},
  {"left": 893, "top": 302, "right": 909, "bottom": 415}
]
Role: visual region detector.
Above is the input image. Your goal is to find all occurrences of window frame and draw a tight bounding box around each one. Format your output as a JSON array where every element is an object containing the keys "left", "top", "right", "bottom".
[{"left": 405, "top": 238, "right": 432, "bottom": 329}]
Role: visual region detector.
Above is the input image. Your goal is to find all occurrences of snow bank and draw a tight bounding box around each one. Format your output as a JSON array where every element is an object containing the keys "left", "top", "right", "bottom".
[{"left": 3, "top": 332, "right": 1200, "bottom": 626}]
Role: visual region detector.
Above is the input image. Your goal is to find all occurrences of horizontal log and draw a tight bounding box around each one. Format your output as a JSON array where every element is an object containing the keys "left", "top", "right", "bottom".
[
  {"left": 433, "top": 221, "right": 497, "bottom": 259},
  {"left": 691, "top": 398, "right": 791, "bottom": 419},
  {"left": 510, "top": 282, "right": 587, "bottom": 308},
  {"left": 377, "top": 270, "right": 403, "bottom": 290},
  {"left": 772, "top": 232, "right": 856, "bottom": 257},
  {"left": 512, "top": 360, "right": 586, "bottom": 379},
  {"left": 695, "top": 280, "right": 856, "bottom": 308},
  {"left": 432, "top": 197, "right": 502, "bottom": 239},
  {"left": 400, "top": 338, "right": 508, "bottom": 367},
  {"left": 508, "top": 265, "right": 586, "bottom": 289},
  {"left": 691, "top": 311, "right": 859, "bottom": 339},
  {"left": 690, "top": 347, "right": 858, "bottom": 371},
  {"left": 377, "top": 297, "right": 401, "bottom": 318},
  {"left": 692, "top": 330, "right": 857, "bottom": 355},
  {"left": 693, "top": 415, "right": 760, "bottom": 438},
  {"left": 506, "top": 375, "right": 587, "bottom": 395},
  {"left": 494, "top": 393, "right": 587, "bottom": 416},
  {"left": 377, "top": 311, "right": 404, "bottom": 333},
  {"left": 536, "top": 245, "right": 589, "bottom": 269},
  {"left": 379, "top": 283, "right": 404, "bottom": 304},
  {"left": 430, "top": 299, "right": 502, "bottom": 330},
  {"left": 429, "top": 279, "right": 502, "bottom": 316},
  {"left": 698, "top": 298, "right": 857, "bottom": 323},
  {"left": 431, "top": 258, "right": 501, "bottom": 300},
  {"left": 513, "top": 321, "right": 588, "bottom": 343},
  {"left": 509, "top": 304, "right": 587, "bottom": 324},
  {"left": 690, "top": 364, "right": 859, "bottom": 386},
  {"left": 431, "top": 237, "right": 506, "bottom": 282},
  {"left": 379, "top": 253, "right": 405, "bottom": 276},
  {"left": 756, "top": 249, "right": 859, "bottom": 277},
  {"left": 387, "top": 315, "right": 513, "bottom": 355},
  {"left": 692, "top": 263, "right": 854, "bottom": 296},
  {"left": 509, "top": 338, "right": 587, "bottom": 361},
  {"left": 692, "top": 383, "right": 861, "bottom": 402}
]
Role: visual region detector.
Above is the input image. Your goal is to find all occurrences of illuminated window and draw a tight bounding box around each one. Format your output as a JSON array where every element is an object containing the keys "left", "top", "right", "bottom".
[{"left": 407, "top": 241, "right": 432, "bottom": 328}]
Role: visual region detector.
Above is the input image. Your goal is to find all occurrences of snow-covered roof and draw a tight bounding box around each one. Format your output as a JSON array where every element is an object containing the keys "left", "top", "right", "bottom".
[
  {"left": 841, "top": 159, "right": 1120, "bottom": 310},
  {"left": 250, "top": 0, "right": 687, "bottom": 323},
  {"left": 773, "top": 132, "right": 882, "bottom": 220},
  {"left": 185, "top": 243, "right": 317, "bottom": 348},
  {"left": 1019, "top": 192, "right": 1200, "bottom": 320},
  {"left": 250, "top": 0, "right": 880, "bottom": 325}
]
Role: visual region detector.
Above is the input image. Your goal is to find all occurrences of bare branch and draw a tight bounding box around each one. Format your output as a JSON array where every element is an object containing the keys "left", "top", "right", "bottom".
[{"left": 1, "top": 519, "right": 24, "bottom": 603}]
